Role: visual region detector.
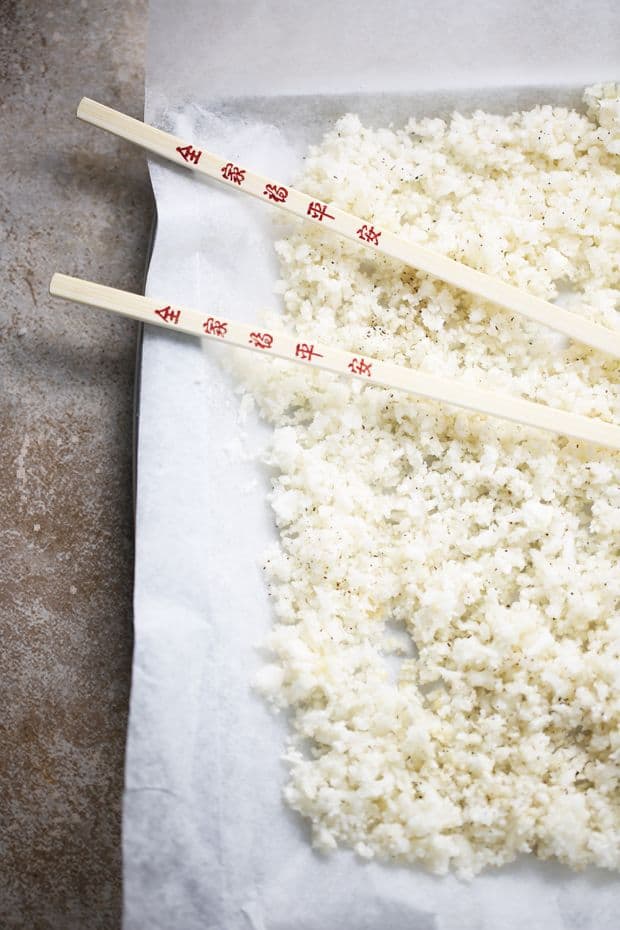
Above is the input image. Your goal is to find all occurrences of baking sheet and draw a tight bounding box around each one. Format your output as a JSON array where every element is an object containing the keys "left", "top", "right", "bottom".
[{"left": 125, "top": 2, "right": 620, "bottom": 927}]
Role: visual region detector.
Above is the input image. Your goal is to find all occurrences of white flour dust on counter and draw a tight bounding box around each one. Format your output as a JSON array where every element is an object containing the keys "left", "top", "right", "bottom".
[{"left": 232, "top": 84, "right": 620, "bottom": 878}]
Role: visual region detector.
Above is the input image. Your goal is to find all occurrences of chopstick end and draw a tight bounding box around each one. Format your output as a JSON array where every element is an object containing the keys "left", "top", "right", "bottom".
[
  {"left": 49, "top": 272, "right": 69, "bottom": 298},
  {"left": 77, "top": 97, "right": 95, "bottom": 122}
]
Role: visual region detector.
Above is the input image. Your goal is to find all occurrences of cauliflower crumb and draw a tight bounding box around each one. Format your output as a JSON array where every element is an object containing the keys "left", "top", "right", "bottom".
[{"left": 236, "top": 85, "right": 620, "bottom": 878}]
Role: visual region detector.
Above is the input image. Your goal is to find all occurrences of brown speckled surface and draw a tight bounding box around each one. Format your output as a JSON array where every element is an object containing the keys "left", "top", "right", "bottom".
[{"left": 0, "top": 1, "right": 153, "bottom": 927}]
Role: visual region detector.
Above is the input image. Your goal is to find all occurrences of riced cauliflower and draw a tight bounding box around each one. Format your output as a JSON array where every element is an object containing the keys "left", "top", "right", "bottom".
[{"left": 236, "top": 84, "right": 620, "bottom": 878}]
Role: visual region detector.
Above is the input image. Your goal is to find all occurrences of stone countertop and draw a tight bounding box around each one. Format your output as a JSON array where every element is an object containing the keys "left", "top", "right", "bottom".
[{"left": 0, "top": 2, "right": 153, "bottom": 927}]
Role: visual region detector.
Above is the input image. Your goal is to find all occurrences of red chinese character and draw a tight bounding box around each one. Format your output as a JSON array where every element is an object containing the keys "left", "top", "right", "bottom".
[
  {"left": 295, "top": 343, "right": 323, "bottom": 361},
  {"left": 176, "top": 144, "right": 202, "bottom": 165},
  {"left": 203, "top": 317, "right": 228, "bottom": 337},
  {"left": 263, "top": 183, "right": 288, "bottom": 203},
  {"left": 154, "top": 305, "right": 181, "bottom": 325},
  {"left": 347, "top": 356, "right": 373, "bottom": 377},
  {"left": 221, "top": 162, "right": 246, "bottom": 185},
  {"left": 356, "top": 224, "right": 382, "bottom": 245},
  {"left": 307, "top": 200, "right": 335, "bottom": 222},
  {"left": 249, "top": 332, "right": 273, "bottom": 349}
]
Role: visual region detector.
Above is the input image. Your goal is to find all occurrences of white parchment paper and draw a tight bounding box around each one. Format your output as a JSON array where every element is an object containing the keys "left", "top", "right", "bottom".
[{"left": 125, "top": 2, "right": 620, "bottom": 927}]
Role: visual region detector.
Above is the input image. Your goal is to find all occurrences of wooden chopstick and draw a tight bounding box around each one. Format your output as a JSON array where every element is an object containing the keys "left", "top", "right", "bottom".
[
  {"left": 76, "top": 97, "right": 620, "bottom": 362},
  {"left": 49, "top": 273, "right": 620, "bottom": 451}
]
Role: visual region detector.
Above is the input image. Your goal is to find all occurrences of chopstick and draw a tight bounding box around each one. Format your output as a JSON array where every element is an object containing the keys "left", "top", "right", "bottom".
[
  {"left": 76, "top": 97, "right": 620, "bottom": 362},
  {"left": 49, "top": 273, "right": 620, "bottom": 451}
]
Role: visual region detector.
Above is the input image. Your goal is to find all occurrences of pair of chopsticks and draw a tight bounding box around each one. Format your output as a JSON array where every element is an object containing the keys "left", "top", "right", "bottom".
[{"left": 49, "top": 99, "right": 620, "bottom": 451}]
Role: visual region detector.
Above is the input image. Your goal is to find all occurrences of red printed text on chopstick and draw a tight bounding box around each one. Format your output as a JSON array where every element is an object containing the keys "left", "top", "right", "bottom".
[
  {"left": 348, "top": 357, "right": 373, "bottom": 377},
  {"left": 263, "top": 183, "right": 288, "bottom": 203},
  {"left": 249, "top": 332, "right": 273, "bottom": 349},
  {"left": 356, "top": 224, "right": 382, "bottom": 245},
  {"left": 203, "top": 316, "right": 228, "bottom": 337},
  {"left": 221, "top": 162, "right": 246, "bottom": 185},
  {"left": 307, "top": 201, "right": 334, "bottom": 222},
  {"left": 176, "top": 144, "right": 202, "bottom": 165},
  {"left": 154, "top": 305, "right": 181, "bottom": 325},
  {"left": 295, "top": 343, "right": 323, "bottom": 361}
]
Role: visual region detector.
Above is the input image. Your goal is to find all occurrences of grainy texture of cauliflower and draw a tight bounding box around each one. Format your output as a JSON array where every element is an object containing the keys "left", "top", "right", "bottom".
[{"left": 236, "top": 84, "right": 620, "bottom": 878}]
